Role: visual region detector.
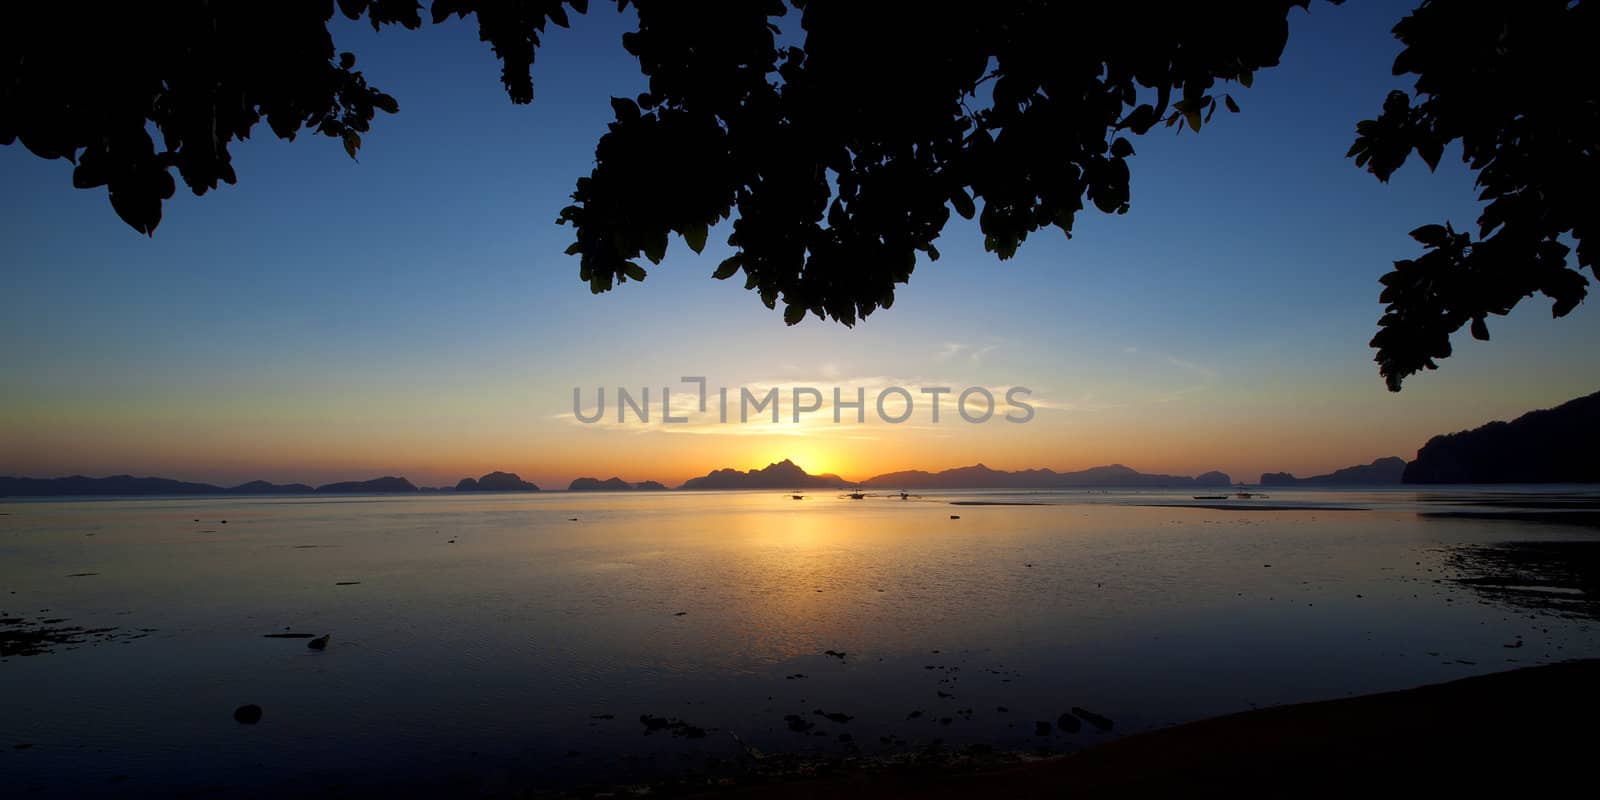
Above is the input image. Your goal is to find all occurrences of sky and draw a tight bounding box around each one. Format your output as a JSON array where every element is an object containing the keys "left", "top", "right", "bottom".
[{"left": 2, "top": 1, "right": 1598, "bottom": 489}]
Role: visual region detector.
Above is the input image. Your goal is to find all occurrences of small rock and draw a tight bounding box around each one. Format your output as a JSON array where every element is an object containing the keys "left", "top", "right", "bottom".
[
  {"left": 1034, "top": 721, "right": 1052, "bottom": 736},
  {"left": 234, "top": 704, "right": 263, "bottom": 724},
  {"left": 1056, "top": 712, "right": 1082, "bottom": 733},
  {"left": 1070, "top": 706, "right": 1114, "bottom": 731},
  {"left": 950, "top": 515, "right": 960, "bottom": 520},
  {"left": 307, "top": 634, "right": 330, "bottom": 651}
]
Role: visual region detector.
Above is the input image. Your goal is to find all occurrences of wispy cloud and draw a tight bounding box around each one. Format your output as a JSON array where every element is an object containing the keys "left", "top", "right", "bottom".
[{"left": 935, "top": 341, "right": 1002, "bottom": 364}]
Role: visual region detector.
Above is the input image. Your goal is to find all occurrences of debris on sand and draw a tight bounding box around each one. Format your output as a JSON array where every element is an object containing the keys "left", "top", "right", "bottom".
[
  {"left": 1, "top": 616, "right": 145, "bottom": 657},
  {"left": 813, "top": 709, "right": 854, "bottom": 724},
  {"left": 1056, "top": 712, "right": 1082, "bottom": 733},
  {"left": 233, "top": 704, "right": 262, "bottom": 724},
  {"left": 1071, "top": 706, "right": 1114, "bottom": 731},
  {"left": 783, "top": 714, "right": 815, "bottom": 733},
  {"left": 824, "top": 649, "right": 847, "bottom": 659},
  {"left": 334, "top": 581, "right": 361, "bottom": 586},
  {"left": 673, "top": 611, "right": 688, "bottom": 616},
  {"left": 1034, "top": 721, "right": 1052, "bottom": 736},
  {"left": 638, "top": 714, "right": 708, "bottom": 738},
  {"left": 950, "top": 515, "right": 961, "bottom": 520},
  {"left": 307, "top": 634, "right": 330, "bottom": 650}
]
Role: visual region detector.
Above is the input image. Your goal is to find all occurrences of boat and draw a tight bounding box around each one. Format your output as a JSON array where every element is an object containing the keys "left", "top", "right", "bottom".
[{"left": 1193, "top": 495, "right": 1228, "bottom": 500}]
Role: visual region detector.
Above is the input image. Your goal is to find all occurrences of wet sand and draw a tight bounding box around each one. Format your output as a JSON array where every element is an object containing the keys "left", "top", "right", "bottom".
[{"left": 685, "top": 660, "right": 1600, "bottom": 798}]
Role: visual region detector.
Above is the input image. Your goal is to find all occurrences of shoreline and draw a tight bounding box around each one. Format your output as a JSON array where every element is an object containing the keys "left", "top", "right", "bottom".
[{"left": 661, "top": 660, "right": 1598, "bottom": 798}]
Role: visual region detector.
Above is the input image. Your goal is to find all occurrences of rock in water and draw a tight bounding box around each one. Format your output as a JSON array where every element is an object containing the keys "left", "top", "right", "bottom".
[
  {"left": 307, "top": 634, "right": 330, "bottom": 651},
  {"left": 233, "top": 704, "right": 262, "bottom": 724}
]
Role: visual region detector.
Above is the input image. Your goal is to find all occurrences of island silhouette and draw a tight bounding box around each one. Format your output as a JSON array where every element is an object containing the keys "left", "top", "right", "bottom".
[{"left": 3, "top": 389, "right": 1596, "bottom": 497}]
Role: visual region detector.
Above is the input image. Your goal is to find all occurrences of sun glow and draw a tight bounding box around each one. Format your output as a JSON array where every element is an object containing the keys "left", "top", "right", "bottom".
[{"left": 774, "top": 443, "right": 845, "bottom": 480}]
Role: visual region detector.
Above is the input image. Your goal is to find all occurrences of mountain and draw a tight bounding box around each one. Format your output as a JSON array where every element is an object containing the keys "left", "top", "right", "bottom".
[
  {"left": 634, "top": 480, "right": 668, "bottom": 491},
  {"left": 569, "top": 477, "right": 634, "bottom": 491},
  {"left": 314, "top": 476, "right": 418, "bottom": 493},
  {"left": 679, "top": 459, "right": 849, "bottom": 490},
  {"left": 453, "top": 471, "right": 539, "bottom": 492},
  {"left": 859, "top": 463, "right": 1231, "bottom": 489},
  {"left": 0, "top": 475, "right": 316, "bottom": 497},
  {"left": 1260, "top": 457, "right": 1408, "bottom": 487},
  {"left": 1403, "top": 391, "right": 1600, "bottom": 483},
  {"left": 0, "top": 474, "right": 226, "bottom": 497},
  {"left": 228, "top": 480, "right": 316, "bottom": 494}
]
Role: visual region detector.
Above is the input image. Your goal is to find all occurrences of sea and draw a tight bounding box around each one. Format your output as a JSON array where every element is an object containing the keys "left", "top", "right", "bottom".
[{"left": 2, "top": 486, "right": 1597, "bottom": 796}]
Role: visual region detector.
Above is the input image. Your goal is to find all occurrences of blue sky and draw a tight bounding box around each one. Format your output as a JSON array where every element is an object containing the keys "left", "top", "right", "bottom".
[{"left": 2, "top": 1, "right": 1597, "bottom": 488}]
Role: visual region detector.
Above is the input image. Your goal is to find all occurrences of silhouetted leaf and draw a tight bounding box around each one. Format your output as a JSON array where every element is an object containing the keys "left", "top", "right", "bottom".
[
  {"left": 683, "top": 222, "right": 708, "bottom": 254},
  {"left": 610, "top": 97, "right": 640, "bottom": 123},
  {"left": 784, "top": 303, "right": 805, "bottom": 325},
  {"left": 951, "top": 187, "right": 975, "bottom": 220},
  {"left": 1409, "top": 224, "right": 1448, "bottom": 246},
  {"left": 712, "top": 256, "right": 741, "bottom": 280},
  {"left": 622, "top": 261, "right": 647, "bottom": 281}
]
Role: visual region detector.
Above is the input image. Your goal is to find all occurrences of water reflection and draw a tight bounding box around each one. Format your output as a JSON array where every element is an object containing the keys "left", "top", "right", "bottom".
[{"left": 0, "top": 488, "right": 1597, "bottom": 796}]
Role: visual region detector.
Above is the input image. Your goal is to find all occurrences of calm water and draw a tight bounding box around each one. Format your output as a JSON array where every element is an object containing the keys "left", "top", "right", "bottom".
[{"left": 2, "top": 488, "right": 1597, "bottom": 796}]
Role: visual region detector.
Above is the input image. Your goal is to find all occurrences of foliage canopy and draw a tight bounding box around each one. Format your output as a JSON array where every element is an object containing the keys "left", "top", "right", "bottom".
[{"left": 3, "top": 0, "right": 1593, "bottom": 390}]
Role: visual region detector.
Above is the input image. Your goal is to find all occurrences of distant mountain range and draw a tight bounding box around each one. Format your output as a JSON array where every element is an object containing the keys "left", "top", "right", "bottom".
[
  {"left": 0, "top": 474, "right": 415, "bottom": 497},
  {"left": 1260, "top": 457, "right": 1408, "bottom": 487},
  {"left": 861, "top": 462, "right": 1231, "bottom": 489},
  {"left": 674, "top": 460, "right": 1232, "bottom": 490},
  {"left": 679, "top": 459, "right": 849, "bottom": 490},
  {"left": 8, "top": 391, "right": 1597, "bottom": 498},
  {"left": 568, "top": 477, "right": 668, "bottom": 491},
  {"left": 454, "top": 471, "right": 540, "bottom": 492},
  {"left": 1403, "top": 390, "right": 1600, "bottom": 483}
]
